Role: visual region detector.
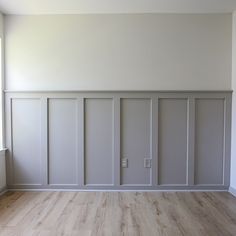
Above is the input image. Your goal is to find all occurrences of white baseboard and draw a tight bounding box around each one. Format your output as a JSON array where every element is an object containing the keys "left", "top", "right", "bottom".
[{"left": 229, "top": 186, "right": 236, "bottom": 197}]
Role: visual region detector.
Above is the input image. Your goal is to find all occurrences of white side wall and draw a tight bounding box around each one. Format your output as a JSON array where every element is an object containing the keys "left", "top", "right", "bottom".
[
  {"left": 0, "top": 13, "right": 5, "bottom": 192},
  {"left": 0, "top": 13, "right": 3, "bottom": 149},
  {"left": 5, "top": 14, "right": 232, "bottom": 91},
  {"left": 230, "top": 12, "right": 236, "bottom": 195}
]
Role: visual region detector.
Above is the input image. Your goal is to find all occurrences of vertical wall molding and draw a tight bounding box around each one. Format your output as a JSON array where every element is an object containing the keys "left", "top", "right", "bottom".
[
  {"left": 4, "top": 91, "right": 232, "bottom": 190},
  {"left": 222, "top": 98, "right": 227, "bottom": 185},
  {"left": 187, "top": 97, "right": 195, "bottom": 185},
  {"left": 152, "top": 97, "right": 158, "bottom": 186},
  {"left": 223, "top": 95, "right": 232, "bottom": 186},
  {"left": 77, "top": 97, "right": 84, "bottom": 186},
  {"left": 41, "top": 97, "right": 48, "bottom": 186},
  {"left": 113, "top": 96, "right": 120, "bottom": 186}
]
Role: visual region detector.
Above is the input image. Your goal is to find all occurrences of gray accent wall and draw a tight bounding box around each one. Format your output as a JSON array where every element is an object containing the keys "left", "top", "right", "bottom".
[{"left": 5, "top": 91, "right": 232, "bottom": 190}]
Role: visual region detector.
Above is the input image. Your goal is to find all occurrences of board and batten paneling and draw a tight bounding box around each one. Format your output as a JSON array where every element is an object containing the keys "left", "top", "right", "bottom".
[
  {"left": 48, "top": 99, "right": 78, "bottom": 185},
  {"left": 10, "top": 98, "right": 41, "bottom": 185},
  {"left": 121, "top": 98, "right": 151, "bottom": 185},
  {"left": 4, "top": 91, "right": 232, "bottom": 190},
  {"left": 84, "top": 98, "right": 113, "bottom": 185},
  {"left": 158, "top": 98, "right": 188, "bottom": 185},
  {"left": 195, "top": 99, "right": 225, "bottom": 185}
]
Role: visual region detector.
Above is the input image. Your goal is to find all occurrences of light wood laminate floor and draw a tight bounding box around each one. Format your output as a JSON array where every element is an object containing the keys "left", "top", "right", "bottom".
[{"left": 0, "top": 191, "right": 236, "bottom": 236}]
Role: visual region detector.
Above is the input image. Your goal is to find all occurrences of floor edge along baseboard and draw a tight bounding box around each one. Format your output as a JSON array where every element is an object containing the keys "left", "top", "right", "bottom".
[
  {"left": 229, "top": 186, "right": 236, "bottom": 197},
  {"left": 0, "top": 187, "right": 7, "bottom": 196},
  {"left": 5, "top": 188, "right": 229, "bottom": 193}
]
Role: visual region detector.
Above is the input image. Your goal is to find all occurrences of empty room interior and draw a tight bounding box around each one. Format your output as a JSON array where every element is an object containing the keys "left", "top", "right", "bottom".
[{"left": 1, "top": 0, "right": 236, "bottom": 235}]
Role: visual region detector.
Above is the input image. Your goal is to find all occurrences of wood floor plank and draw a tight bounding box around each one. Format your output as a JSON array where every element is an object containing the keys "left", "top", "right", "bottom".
[{"left": 0, "top": 191, "right": 236, "bottom": 236}]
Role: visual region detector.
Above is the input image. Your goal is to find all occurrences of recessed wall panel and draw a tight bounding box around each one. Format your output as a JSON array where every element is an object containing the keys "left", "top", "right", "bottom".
[
  {"left": 85, "top": 99, "right": 113, "bottom": 185},
  {"left": 195, "top": 99, "right": 224, "bottom": 185},
  {"left": 11, "top": 99, "right": 41, "bottom": 185},
  {"left": 158, "top": 99, "right": 188, "bottom": 185},
  {"left": 48, "top": 99, "right": 77, "bottom": 185},
  {"left": 121, "top": 99, "right": 151, "bottom": 185}
]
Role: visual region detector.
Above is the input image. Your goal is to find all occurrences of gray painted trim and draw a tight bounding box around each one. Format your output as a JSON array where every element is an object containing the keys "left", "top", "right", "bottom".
[
  {"left": 5, "top": 91, "right": 232, "bottom": 190},
  {"left": 229, "top": 186, "right": 236, "bottom": 197},
  {"left": 4, "top": 90, "right": 233, "bottom": 94},
  {"left": 152, "top": 97, "right": 158, "bottom": 186},
  {"left": 120, "top": 184, "right": 152, "bottom": 187},
  {"left": 41, "top": 97, "right": 48, "bottom": 186},
  {"left": 7, "top": 189, "right": 229, "bottom": 193},
  {"left": 75, "top": 98, "right": 80, "bottom": 186},
  {"left": 113, "top": 96, "right": 120, "bottom": 186},
  {"left": 112, "top": 98, "right": 115, "bottom": 186},
  {"left": 7, "top": 185, "right": 229, "bottom": 191},
  {"left": 77, "top": 98, "right": 83, "bottom": 186},
  {"left": 81, "top": 98, "right": 86, "bottom": 184},
  {"left": 48, "top": 184, "right": 78, "bottom": 187},
  {"left": 187, "top": 98, "right": 195, "bottom": 185},
  {"left": 222, "top": 98, "right": 227, "bottom": 185},
  {"left": 149, "top": 99, "right": 153, "bottom": 185},
  {"left": 224, "top": 94, "right": 232, "bottom": 186},
  {"left": 84, "top": 184, "right": 114, "bottom": 187},
  {"left": 5, "top": 92, "right": 232, "bottom": 100}
]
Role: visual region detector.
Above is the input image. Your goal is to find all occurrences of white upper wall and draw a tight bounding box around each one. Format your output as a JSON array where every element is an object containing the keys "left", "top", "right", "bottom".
[
  {"left": 5, "top": 14, "right": 232, "bottom": 91},
  {"left": 0, "top": 13, "right": 4, "bottom": 149}
]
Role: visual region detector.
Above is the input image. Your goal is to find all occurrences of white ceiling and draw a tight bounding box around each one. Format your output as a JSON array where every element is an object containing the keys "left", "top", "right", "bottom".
[{"left": 0, "top": 0, "right": 236, "bottom": 15}]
